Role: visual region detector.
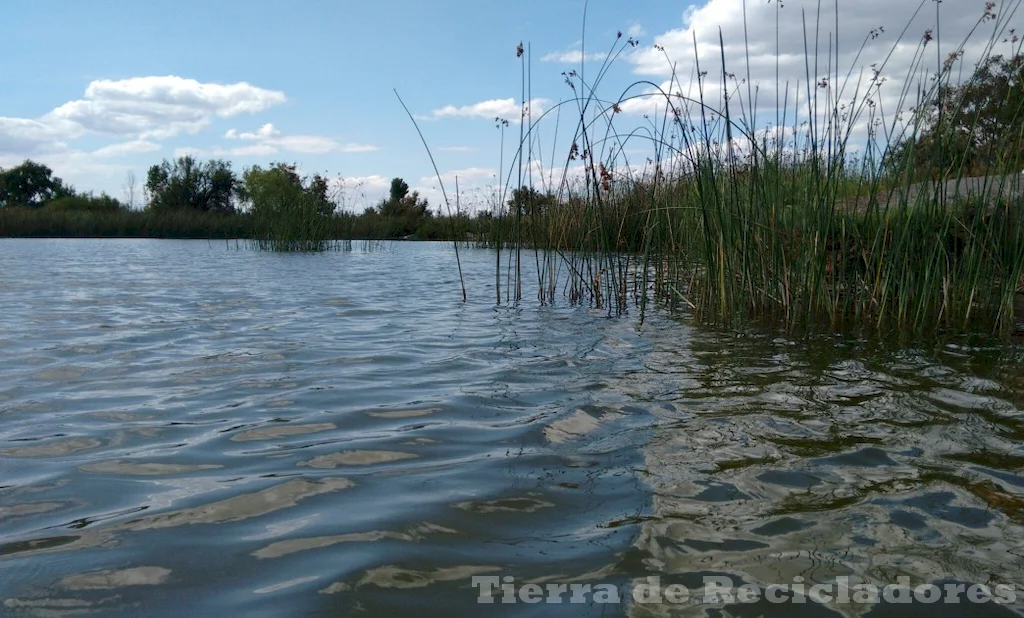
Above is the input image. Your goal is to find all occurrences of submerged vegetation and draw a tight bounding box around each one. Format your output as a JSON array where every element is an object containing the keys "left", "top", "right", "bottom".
[{"left": 2, "top": 0, "right": 1024, "bottom": 340}]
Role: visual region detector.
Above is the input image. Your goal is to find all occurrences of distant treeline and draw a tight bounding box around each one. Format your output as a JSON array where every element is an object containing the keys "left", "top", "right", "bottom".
[{"left": 0, "top": 158, "right": 498, "bottom": 243}]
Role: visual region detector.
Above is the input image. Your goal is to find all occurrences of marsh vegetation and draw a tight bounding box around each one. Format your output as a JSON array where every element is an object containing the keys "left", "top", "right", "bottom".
[{"left": 458, "top": 0, "right": 1024, "bottom": 339}]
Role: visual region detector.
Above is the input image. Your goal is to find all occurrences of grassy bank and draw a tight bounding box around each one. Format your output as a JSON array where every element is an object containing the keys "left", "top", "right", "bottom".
[{"left": 0, "top": 206, "right": 494, "bottom": 243}]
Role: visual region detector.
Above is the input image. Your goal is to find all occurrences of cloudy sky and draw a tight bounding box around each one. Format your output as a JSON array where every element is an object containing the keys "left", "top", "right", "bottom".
[{"left": 1, "top": 0, "right": 1018, "bottom": 210}]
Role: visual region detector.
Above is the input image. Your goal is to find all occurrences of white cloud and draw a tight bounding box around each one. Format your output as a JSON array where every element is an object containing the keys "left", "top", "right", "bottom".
[
  {"left": 331, "top": 174, "right": 392, "bottom": 211},
  {"left": 225, "top": 123, "right": 281, "bottom": 140},
  {"left": 0, "top": 75, "right": 381, "bottom": 201},
  {"left": 273, "top": 135, "right": 340, "bottom": 154},
  {"left": 92, "top": 139, "right": 161, "bottom": 158},
  {"left": 623, "top": 0, "right": 1016, "bottom": 129},
  {"left": 425, "top": 97, "right": 550, "bottom": 122},
  {"left": 540, "top": 50, "right": 608, "bottom": 63},
  {"left": 519, "top": 160, "right": 589, "bottom": 193},
  {"left": 0, "top": 117, "right": 71, "bottom": 156},
  {"left": 413, "top": 167, "right": 516, "bottom": 214},
  {"left": 283, "top": 168, "right": 504, "bottom": 215},
  {"left": 1, "top": 74, "right": 290, "bottom": 192},
  {"left": 0, "top": 148, "right": 143, "bottom": 198},
  {"left": 47, "top": 76, "right": 286, "bottom": 139},
  {"left": 342, "top": 174, "right": 392, "bottom": 190},
  {"left": 221, "top": 122, "right": 378, "bottom": 155},
  {"left": 627, "top": 23, "right": 645, "bottom": 38},
  {"left": 419, "top": 166, "right": 496, "bottom": 186},
  {"left": 175, "top": 143, "right": 280, "bottom": 158}
]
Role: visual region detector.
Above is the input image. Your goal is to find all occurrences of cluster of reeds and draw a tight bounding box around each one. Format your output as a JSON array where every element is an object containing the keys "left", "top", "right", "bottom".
[
  {"left": 0, "top": 202, "right": 494, "bottom": 244},
  {"left": 247, "top": 200, "right": 352, "bottom": 252},
  {"left": 479, "top": 0, "right": 1024, "bottom": 338}
]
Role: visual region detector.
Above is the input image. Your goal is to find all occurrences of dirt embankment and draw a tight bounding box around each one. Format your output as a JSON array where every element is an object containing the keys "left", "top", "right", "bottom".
[
  {"left": 841, "top": 173, "right": 1024, "bottom": 212},
  {"left": 903, "top": 174, "right": 1024, "bottom": 203}
]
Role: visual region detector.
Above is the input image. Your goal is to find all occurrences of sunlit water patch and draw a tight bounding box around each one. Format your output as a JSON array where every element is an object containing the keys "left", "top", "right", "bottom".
[{"left": 0, "top": 239, "right": 1022, "bottom": 617}]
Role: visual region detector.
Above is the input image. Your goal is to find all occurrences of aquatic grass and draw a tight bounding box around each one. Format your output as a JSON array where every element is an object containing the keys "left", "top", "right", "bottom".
[
  {"left": 247, "top": 195, "right": 350, "bottom": 252},
  {"left": 480, "top": 0, "right": 1024, "bottom": 339},
  {"left": 241, "top": 163, "right": 354, "bottom": 252}
]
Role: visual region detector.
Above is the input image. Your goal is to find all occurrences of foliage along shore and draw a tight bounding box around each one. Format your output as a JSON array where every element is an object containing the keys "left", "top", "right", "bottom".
[{"left": 0, "top": 160, "right": 490, "bottom": 244}]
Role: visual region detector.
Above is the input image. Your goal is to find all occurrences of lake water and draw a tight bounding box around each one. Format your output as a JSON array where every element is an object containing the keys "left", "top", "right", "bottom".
[{"left": 1, "top": 239, "right": 1022, "bottom": 617}]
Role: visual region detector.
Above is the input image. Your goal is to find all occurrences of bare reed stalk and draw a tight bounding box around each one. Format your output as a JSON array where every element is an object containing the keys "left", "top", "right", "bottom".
[{"left": 394, "top": 90, "right": 468, "bottom": 302}]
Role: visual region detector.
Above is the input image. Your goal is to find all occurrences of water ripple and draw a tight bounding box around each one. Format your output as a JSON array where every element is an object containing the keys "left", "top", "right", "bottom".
[{"left": 0, "top": 240, "right": 1022, "bottom": 617}]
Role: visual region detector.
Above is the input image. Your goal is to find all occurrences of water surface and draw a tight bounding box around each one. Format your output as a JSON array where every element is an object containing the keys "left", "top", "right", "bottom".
[{"left": 0, "top": 239, "right": 1022, "bottom": 617}]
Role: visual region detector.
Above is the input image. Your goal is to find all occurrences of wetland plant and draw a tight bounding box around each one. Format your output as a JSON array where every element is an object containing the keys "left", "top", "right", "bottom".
[{"left": 479, "top": 0, "right": 1024, "bottom": 339}]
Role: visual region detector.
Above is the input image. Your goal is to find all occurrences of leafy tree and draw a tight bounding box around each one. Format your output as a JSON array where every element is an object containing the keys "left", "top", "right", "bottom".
[
  {"left": 0, "top": 160, "right": 73, "bottom": 208},
  {"left": 507, "top": 186, "right": 557, "bottom": 217},
  {"left": 145, "top": 156, "right": 237, "bottom": 213},
  {"left": 389, "top": 177, "right": 410, "bottom": 203},
  {"left": 889, "top": 52, "right": 1024, "bottom": 179},
  {"left": 378, "top": 192, "right": 431, "bottom": 219},
  {"left": 240, "top": 163, "right": 303, "bottom": 217},
  {"left": 240, "top": 163, "right": 338, "bottom": 249},
  {"left": 307, "top": 173, "right": 335, "bottom": 216},
  {"left": 238, "top": 162, "right": 335, "bottom": 217},
  {"left": 46, "top": 193, "right": 125, "bottom": 213},
  {"left": 378, "top": 177, "right": 430, "bottom": 217},
  {"left": 373, "top": 177, "right": 432, "bottom": 236}
]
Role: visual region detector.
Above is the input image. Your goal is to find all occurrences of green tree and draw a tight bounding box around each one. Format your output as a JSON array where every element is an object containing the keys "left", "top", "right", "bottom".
[
  {"left": 46, "top": 192, "right": 125, "bottom": 213},
  {"left": 240, "top": 163, "right": 303, "bottom": 217},
  {"left": 307, "top": 173, "right": 335, "bottom": 216},
  {"left": 507, "top": 185, "right": 556, "bottom": 217},
  {"left": 889, "top": 52, "right": 1024, "bottom": 179},
  {"left": 375, "top": 177, "right": 432, "bottom": 236},
  {"left": 389, "top": 177, "right": 410, "bottom": 203},
  {"left": 240, "top": 163, "right": 338, "bottom": 249},
  {"left": 239, "top": 163, "right": 336, "bottom": 217},
  {"left": 145, "top": 156, "right": 237, "bottom": 213},
  {"left": 0, "top": 160, "right": 73, "bottom": 208},
  {"left": 378, "top": 178, "right": 429, "bottom": 217}
]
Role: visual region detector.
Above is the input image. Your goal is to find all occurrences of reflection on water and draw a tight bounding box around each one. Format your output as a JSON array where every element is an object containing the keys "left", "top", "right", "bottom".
[
  {"left": 59, "top": 566, "right": 172, "bottom": 590},
  {"left": 0, "top": 239, "right": 1022, "bottom": 617},
  {"left": 298, "top": 450, "right": 418, "bottom": 468},
  {"left": 622, "top": 332, "right": 1024, "bottom": 617},
  {"left": 77, "top": 461, "right": 223, "bottom": 475}
]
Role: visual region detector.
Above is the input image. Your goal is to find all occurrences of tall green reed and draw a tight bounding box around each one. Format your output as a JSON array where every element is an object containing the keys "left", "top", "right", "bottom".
[{"left": 484, "top": 0, "right": 1024, "bottom": 339}]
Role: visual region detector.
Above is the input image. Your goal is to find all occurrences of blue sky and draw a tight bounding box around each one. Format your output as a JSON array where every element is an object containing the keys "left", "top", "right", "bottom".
[{"left": 0, "top": 0, "right": 1009, "bottom": 211}]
